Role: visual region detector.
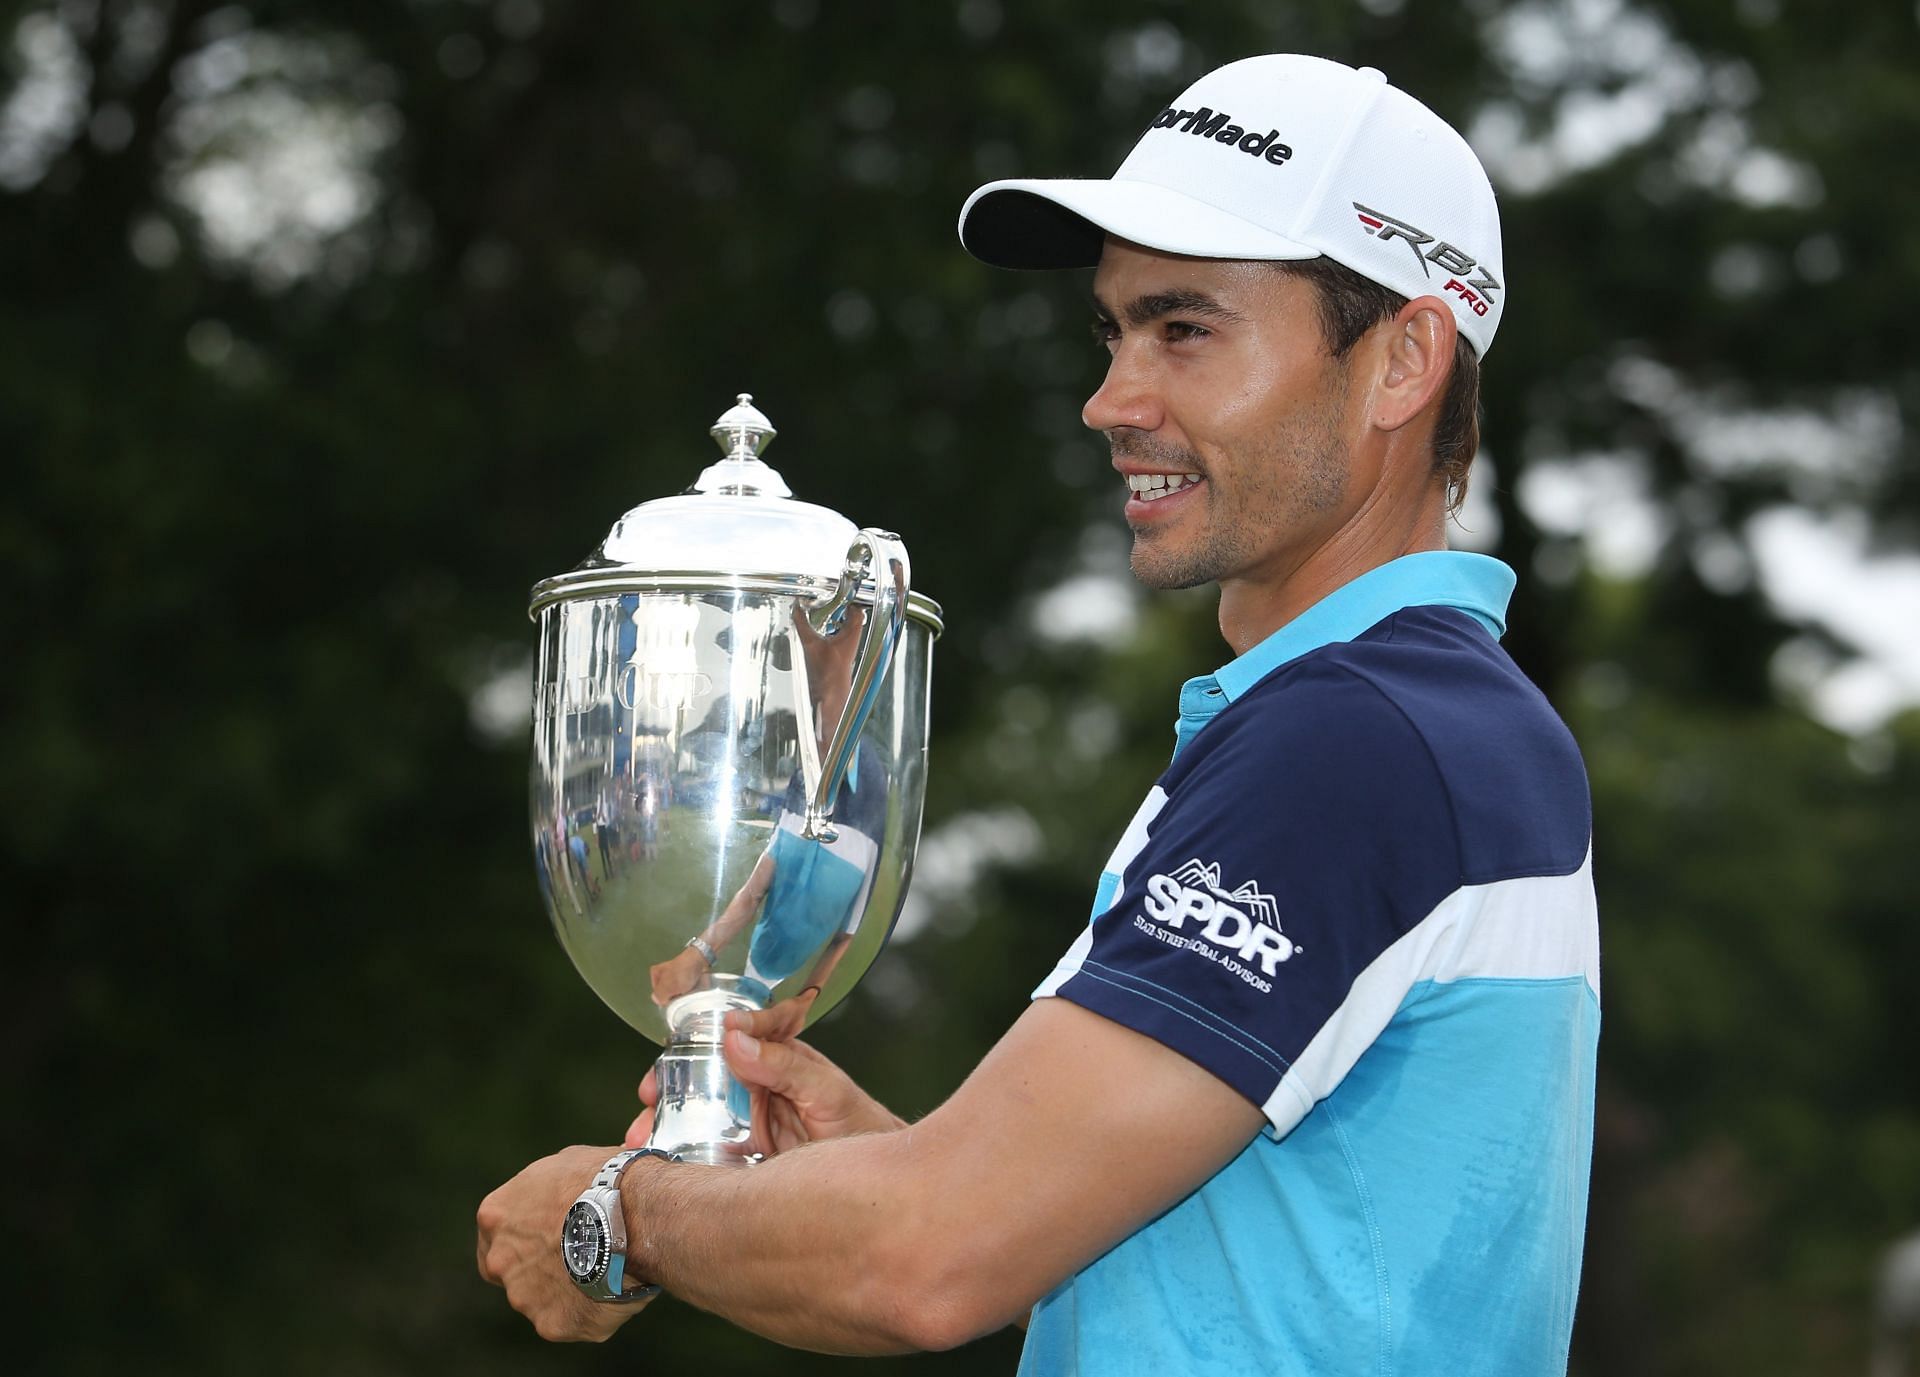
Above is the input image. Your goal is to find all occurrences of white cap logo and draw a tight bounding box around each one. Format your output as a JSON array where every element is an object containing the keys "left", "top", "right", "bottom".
[
  {"left": 1145, "top": 103, "right": 1294, "bottom": 166},
  {"left": 1352, "top": 203, "right": 1501, "bottom": 319}
]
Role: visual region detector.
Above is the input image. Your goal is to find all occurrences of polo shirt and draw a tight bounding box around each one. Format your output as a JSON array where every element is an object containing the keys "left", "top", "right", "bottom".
[{"left": 1019, "top": 551, "right": 1599, "bottom": 1376}]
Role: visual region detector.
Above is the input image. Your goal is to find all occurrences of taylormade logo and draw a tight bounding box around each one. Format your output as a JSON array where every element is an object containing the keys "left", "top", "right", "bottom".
[
  {"left": 1136, "top": 858, "right": 1297, "bottom": 990},
  {"left": 1150, "top": 106, "right": 1293, "bottom": 166}
]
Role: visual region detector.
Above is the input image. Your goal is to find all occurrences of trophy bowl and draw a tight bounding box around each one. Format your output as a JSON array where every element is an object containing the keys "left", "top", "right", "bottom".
[{"left": 528, "top": 395, "right": 939, "bottom": 1165}]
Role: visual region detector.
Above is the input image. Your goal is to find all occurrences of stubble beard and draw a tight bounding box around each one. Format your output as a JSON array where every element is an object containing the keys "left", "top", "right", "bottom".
[{"left": 1122, "top": 389, "right": 1350, "bottom": 592}]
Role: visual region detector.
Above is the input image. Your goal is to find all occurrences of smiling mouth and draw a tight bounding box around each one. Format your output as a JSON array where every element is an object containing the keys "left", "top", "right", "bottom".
[{"left": 1127, "top": 472, "right": 1205, "bottom": 503}]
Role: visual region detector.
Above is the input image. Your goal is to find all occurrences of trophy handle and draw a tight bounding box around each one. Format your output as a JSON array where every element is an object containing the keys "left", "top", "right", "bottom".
[{"left": 802, "top": 528, "right": 908, "bottom": 840}]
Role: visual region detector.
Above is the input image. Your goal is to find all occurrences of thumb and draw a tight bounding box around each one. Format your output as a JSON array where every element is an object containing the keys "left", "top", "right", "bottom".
[
  {"left": 727, "top": 1002, "right": 808, "bottom": 1043},
  {"left": 723, "top": 1027, "right": 798, "bottom": 1095},
  {"left": 624, "top": 1106, "right": 654, "bottom": 1149},
  {"left": 625, "top": 1066, "right": 660, "bottom": 1147}
]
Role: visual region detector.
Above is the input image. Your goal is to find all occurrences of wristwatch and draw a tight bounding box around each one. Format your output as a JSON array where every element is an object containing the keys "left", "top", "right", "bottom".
[{"left": 561, "top": 1147, "right": 678, "bottom": 1302}]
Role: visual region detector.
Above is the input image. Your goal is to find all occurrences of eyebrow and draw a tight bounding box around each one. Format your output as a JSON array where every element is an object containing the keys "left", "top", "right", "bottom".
[{"left": 1091, "top": 287, "right": 1248, "bottom": 329}]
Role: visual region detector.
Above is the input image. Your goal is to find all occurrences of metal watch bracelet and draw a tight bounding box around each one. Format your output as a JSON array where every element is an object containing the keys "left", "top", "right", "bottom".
[
  {"left": 572, "top": 1147, "right": 679, "bottom": 1302},
  {"left": 593, "top": 1145, "right": 678, "bottom": 1189}
]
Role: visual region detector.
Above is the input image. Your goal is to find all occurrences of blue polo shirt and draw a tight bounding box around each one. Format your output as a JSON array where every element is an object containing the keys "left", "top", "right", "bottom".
[{"left": 1021, "top": 552, "right": 1599, "bottom": 1376}]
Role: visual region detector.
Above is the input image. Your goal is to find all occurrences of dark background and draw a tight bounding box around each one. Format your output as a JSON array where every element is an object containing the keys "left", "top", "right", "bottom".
[{"left": 5, "top": 1, "right": 1918, "bottom": 1373}]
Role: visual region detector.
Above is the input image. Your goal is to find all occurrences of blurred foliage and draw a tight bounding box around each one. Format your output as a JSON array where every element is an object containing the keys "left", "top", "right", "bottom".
[{"left": 3, "top": 1, "right": 1917, "bottom": 1374}]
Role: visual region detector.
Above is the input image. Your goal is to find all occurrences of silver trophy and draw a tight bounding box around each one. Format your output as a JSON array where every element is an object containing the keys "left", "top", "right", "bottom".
[{"left": 528, "top": 394, "right": 939, "bottom": 1166}]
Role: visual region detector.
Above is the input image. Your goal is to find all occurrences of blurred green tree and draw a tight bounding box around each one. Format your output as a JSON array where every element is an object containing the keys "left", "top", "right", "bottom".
[{"left": 2, "top": 1, "right": 1915, "bottom": 1374}]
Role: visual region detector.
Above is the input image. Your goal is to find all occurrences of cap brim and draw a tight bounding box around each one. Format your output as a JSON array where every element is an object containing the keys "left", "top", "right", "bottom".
[{"left": 959, "top": 178, "right": 1321, "bottom": 270}]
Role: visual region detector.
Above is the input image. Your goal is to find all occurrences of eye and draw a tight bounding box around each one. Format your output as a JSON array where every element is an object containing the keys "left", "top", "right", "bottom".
[
  {"left": 1164, "top": 321, "right": 1211, "bottom": 342},
  {"left": 1089, "top": 317, "right": 1119, "bottom": 348}
]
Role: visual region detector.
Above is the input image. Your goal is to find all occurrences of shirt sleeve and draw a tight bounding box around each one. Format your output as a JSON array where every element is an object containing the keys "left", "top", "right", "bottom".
[{"left": 1033, "top": 660, "right": 1466, "bottom": 1136}]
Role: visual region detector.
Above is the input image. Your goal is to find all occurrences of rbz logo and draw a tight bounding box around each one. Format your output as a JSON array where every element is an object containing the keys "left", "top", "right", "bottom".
[
  {"left": 1142, "top": 858, "right": 1296, "bottom": 976},
  {"left": 1352, "top": 203, "right": 1501, "bottom": 317}
]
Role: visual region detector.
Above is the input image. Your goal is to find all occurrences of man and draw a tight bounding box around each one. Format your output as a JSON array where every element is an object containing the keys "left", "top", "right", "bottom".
[{"left": 478, "top": 54, "right": 1599, "bottom": 1373}]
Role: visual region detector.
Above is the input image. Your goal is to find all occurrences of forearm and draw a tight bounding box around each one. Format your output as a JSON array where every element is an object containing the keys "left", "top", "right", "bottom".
[
  {"left": 704, "top": 853, "right": 774, "bottom": 948},
  {"left": 703, "top": 892, "right": 756, "bottom": 949},
  {"left": 487, "top": 1002, "right": 1261, "bottom": 1353},
  {"left": 622, "top": 1127, "right": 982, "bottom": 1354},
  {"left": 799, "top": 933, "right": 853, "bottom": 991}
]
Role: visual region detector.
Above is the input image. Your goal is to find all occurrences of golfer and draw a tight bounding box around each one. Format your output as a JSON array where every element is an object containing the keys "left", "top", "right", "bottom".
[{"left": 479, "top": 54, "right": 1598, "bottom": 1375}]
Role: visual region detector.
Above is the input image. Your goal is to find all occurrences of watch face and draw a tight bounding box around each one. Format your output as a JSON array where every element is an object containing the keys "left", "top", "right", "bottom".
[{"left": 562, "top": 1201, "right": 609, "bottom": 1283}]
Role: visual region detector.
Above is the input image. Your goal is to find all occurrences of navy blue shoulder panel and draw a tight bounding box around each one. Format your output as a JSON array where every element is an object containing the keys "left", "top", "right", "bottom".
[
  {"left": 1168, "top": 606, "right": 1591, "bottom": 883},
  {"left": 1060, "top": 607, "right": 1591, "bottom": 1106},
  {"left": 1304, "top": 606, "right": 1591, "bottom": 883}
]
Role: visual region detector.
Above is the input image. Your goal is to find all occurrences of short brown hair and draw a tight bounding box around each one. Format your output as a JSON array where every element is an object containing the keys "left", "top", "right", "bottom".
[{"left": 1272, "top": 257, "right": 1482, "bottom": 512}]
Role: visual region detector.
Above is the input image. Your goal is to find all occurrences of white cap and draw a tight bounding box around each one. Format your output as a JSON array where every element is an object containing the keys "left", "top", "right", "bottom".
[{"left": 958, "top": 55, "right": 1506, "bottom": 356}]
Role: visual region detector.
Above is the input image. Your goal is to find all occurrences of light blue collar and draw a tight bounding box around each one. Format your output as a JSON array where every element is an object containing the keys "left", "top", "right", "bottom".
[{"left": 1174, "top": 552, "right": 1515, "bottom": 756}]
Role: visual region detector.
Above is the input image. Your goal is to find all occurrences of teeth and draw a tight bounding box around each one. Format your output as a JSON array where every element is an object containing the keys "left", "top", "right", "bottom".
[{"left": 1127, "top": 472, "right": 1204, "bottom": 501}]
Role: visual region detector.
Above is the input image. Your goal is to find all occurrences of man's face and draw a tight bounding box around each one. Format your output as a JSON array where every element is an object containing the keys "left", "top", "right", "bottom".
[{"left": 1086, "top": 239, "right": 1359, "bottom": 592}]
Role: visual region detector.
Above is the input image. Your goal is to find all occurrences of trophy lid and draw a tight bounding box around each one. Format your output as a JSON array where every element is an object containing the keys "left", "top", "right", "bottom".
[{"left": 529, "top": 393, "right": 941, "bottom": 630}]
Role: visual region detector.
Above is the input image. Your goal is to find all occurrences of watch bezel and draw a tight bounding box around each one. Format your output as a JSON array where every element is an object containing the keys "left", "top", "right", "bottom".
[{"left": 562, "top": 1198, "right": 612, "bottom": 1285}]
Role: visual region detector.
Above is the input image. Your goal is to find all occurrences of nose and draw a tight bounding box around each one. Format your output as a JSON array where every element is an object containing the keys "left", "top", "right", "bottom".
[{"left": 1082, "top": 343, "right": 1163, "bottom": 435}]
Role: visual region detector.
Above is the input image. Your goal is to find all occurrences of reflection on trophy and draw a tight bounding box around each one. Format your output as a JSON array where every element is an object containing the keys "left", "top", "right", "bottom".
[{"left": 527, "top": 394, "right": 939, "bottom": 1166}]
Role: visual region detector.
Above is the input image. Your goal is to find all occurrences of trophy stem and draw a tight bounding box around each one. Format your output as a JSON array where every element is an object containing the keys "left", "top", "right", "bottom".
[{"left": 648, "top": 979, "right": 766, "bottom": 1167}]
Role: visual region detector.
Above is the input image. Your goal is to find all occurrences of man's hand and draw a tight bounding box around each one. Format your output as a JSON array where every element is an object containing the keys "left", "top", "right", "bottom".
[
  {"left": 476, "top": 1144, "right": 652, "bottom": 1343},
  {"left": 733, "top": 984, "right": 819, "bottom": 1044},
  {"left": 649, "top": 946, "right": 712, "bottom": 1007},
  {"left": 625, "top": 1006, "right": 905, "bottom": 1157}
]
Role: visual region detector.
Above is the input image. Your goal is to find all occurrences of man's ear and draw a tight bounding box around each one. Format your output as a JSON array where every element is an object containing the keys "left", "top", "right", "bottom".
[{"left": 1370, "top": 297, "right": 1457, "bottom": 434}]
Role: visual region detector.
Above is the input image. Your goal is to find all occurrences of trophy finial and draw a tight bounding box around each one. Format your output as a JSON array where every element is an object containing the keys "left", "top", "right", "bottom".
[{"left": 709, "top": 392, "right": 777, "bottom": 461}]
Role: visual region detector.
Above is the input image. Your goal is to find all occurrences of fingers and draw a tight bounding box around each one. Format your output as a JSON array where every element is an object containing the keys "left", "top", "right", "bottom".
[
  {"left": 476, "top": 1189, "right": 507, "bottom": 1285},
  {"left": 638, "top": 1065, "right": 658, "bottom": 1107},
  {"left": 623, "top": 1107, "right": 654, "bottom": 1149},
  {"left": 476, "top": 1220, "right": 497, "bottom": 1285},
  {"left": 722, "top": 1026, "right": 778, "bottom": 1088},
  {"left": 649, "top": 953, "right": 703, "bottom": 1007},
  {"left": 748, "top": 1075, "right": 778, "bottom": 1158},
  {"left": 723, "top": 1026, "right": 829, "bottom": 1100},
  {"left": 725, "top": 1004, "right": 798, "bottom": 1043}
]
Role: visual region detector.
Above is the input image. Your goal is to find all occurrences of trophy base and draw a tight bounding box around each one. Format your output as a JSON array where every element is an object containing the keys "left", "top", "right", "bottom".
[{"left": 648, "top": 978, "right": 765, "bottom": 1167}]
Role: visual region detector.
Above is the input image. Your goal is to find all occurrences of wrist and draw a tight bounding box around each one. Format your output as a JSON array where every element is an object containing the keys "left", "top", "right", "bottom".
[
  {"left": 564, "top": 1148, "right": 676, "bottom": 1303},
  {"left": 617, "top": 1149, "right": 679, "bottom": 1290}
]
